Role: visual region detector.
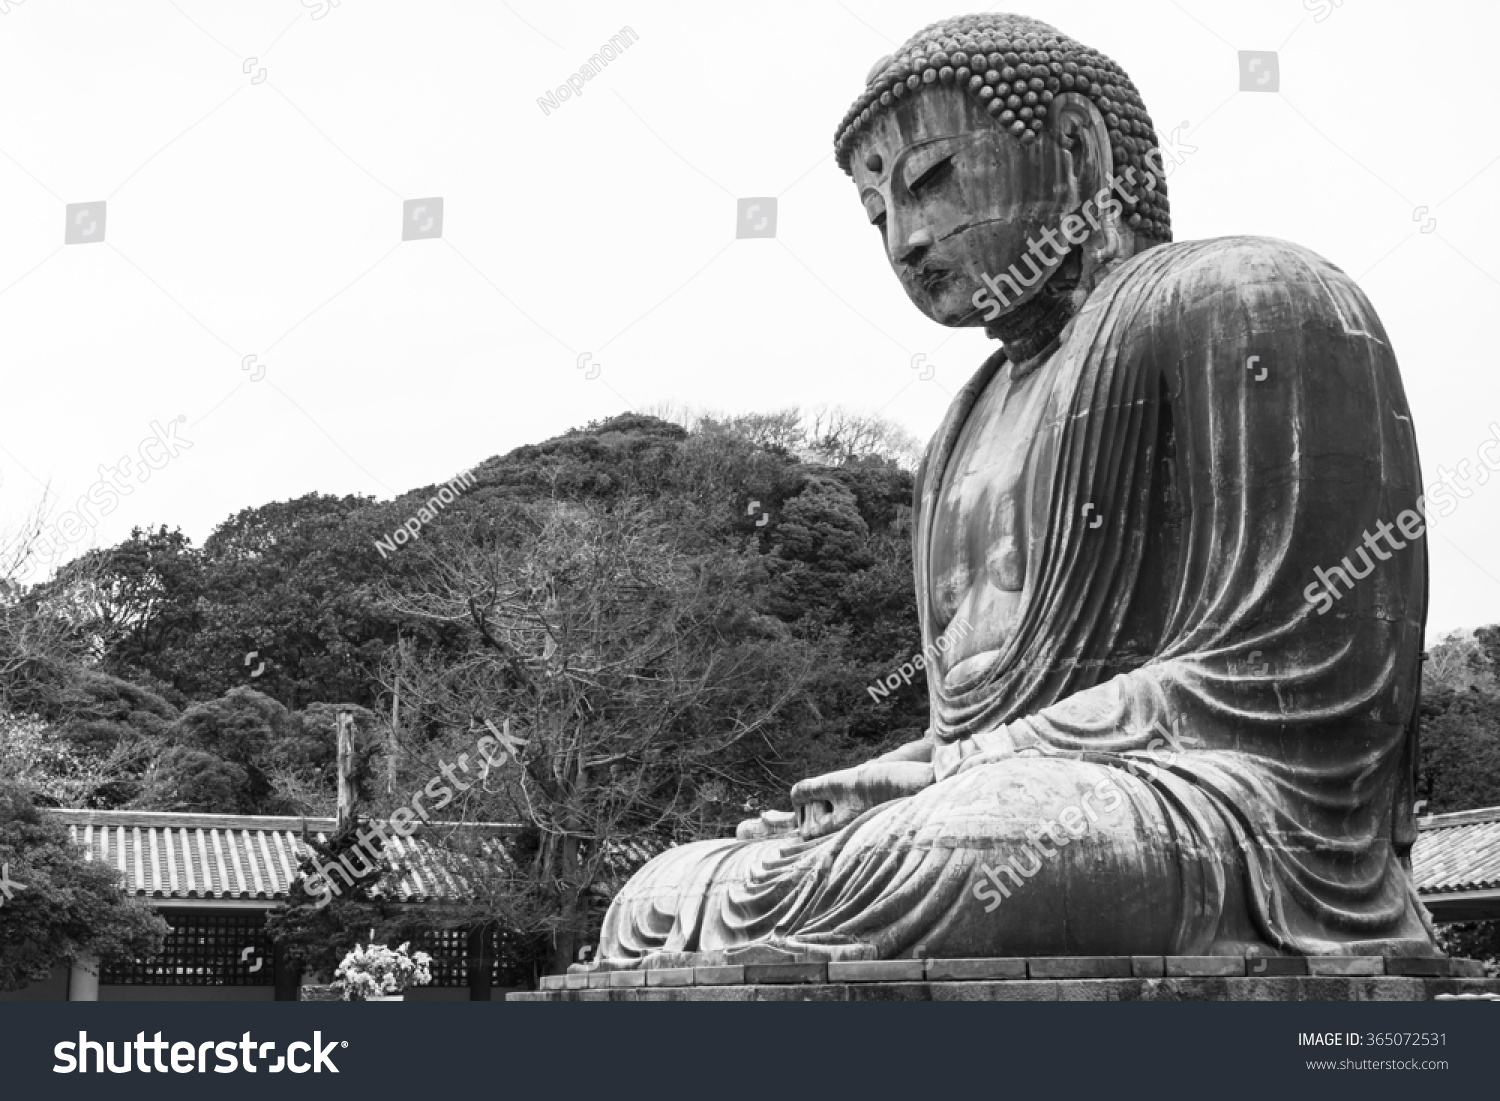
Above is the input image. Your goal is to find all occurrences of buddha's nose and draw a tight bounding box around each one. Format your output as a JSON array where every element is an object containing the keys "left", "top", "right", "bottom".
[{"left": 897, "top": 227, "right": 935, "bottom": 263}]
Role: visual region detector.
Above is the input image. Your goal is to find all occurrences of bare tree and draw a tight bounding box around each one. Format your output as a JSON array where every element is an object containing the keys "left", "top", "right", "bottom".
[
  {"left": 1425, "top": 630, "right": 1498, "bottom": 694},
  {"left": 648, "top": 402, "right": 921, "bottom": 470},
  {"left": 379, "top": 496, "right": 817, "bottom": 972},
  {"left": 0, "top": 710, "right": 158, "bottom": 808},
  {"left": 0, "top": 496, "right": 84, "bottom": 716},
  {"left": 0, "top": 492, "right": 56, "bottom": 589},
  {"left": 720, "top": 408, "right": 806, "bottom": 454},
  {"left": 803, "top": 406, "right": 922, "bottom": 468},
  {"left": 0, "top": 503, "right": 166, "bottom": 807}
]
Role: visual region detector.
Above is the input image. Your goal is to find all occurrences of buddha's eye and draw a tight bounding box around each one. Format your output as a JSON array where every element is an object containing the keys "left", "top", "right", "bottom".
[{"left": 906, "top": 153, "right": 954, "bottom": 195}]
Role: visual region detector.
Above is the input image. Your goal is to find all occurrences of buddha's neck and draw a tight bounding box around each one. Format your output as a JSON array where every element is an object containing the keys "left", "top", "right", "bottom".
[
  {"left": 986, "top": 248, "right": 1084, "bottom": 366},
  {"left": 988, "top": 240, "right": 1133, "bottom": 368}
]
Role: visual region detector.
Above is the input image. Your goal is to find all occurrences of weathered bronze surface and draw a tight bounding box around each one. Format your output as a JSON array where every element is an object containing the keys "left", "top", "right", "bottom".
[{"left": 597, "top": 12, "right": 1435, "bottom": 965}]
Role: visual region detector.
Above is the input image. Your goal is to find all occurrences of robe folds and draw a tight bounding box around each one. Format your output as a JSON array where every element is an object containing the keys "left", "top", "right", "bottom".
[{"left": 597, "top": 237, "right": 1435, "bottom": 965}]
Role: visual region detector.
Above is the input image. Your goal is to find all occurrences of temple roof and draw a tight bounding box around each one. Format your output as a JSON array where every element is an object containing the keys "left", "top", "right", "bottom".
[
  {"left": 47, "top": 808, "right": 661, "bottom": 906},
  {"left": 1412, "top": 806, "right": 1500, "bottom": 896}
]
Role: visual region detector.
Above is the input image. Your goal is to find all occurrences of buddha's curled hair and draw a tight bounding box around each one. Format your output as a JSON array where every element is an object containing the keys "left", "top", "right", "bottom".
[{"left": 833, "top": 12, "right": 1172, "bottom": 242}]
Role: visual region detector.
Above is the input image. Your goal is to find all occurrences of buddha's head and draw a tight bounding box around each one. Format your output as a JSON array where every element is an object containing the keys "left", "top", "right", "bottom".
[{"left": 835, "top": 14, "right": 1172, "bottom": 333}]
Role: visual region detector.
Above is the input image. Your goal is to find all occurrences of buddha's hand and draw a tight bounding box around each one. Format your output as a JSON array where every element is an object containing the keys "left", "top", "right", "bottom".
[
  {"left": 789, "top": 760, "right": 936, "bottom": 841},
  {"left": 733, "top": 738, "right": 935, "bottom": 841},
  {"left": 735, "top": 809, "right": 798, "bottom": 841}
]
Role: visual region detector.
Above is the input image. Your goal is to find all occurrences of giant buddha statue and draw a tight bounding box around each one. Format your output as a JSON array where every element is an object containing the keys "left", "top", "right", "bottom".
[{"left": 597, "top": 12, "right": 1436, "bottom": 964}]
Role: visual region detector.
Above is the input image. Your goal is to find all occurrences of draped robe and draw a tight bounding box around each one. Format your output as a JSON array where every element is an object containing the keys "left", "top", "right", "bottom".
[{"left": 597, "top": 237, "right": 1436, "bottom": 964}]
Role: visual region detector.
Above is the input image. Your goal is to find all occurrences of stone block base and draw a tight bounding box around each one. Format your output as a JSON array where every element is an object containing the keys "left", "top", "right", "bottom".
[
  {"left": 515, "top": 956, "right": 1498, "bottom": 1002},
  {"left": 509, "top": 974, "right": 1500, "bottom": 1002}
]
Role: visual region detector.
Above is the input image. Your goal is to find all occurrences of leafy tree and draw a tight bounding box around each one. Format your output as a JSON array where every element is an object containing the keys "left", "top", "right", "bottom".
[
  {"left": 189, "top": 495, "right": 396, "bottom": 708},
  {"left": 133, "top": 687, "right": 355, "bottom": 815},
  {"left": 46, "top": 527, "right": 204, "bottom": 695},
  {"left": 0, "top": 780, "right": 168, "bottom": 990},
  {"left": 1416, "top": 688, "right": 1500, "bottom": 813},
  {"left": 148, "top": 747, "right": 252, "bottom": 814},
  {"left": 0, "top": 671, "right": 175, "bottom": 810},
  {"left": 766, "top": 475, "right": 874, "bottom": 621},
  {"left": 1418, "top": 630, "right": 1500, "bottom": 813},
  {"left": 1469, "top": 625, "right": 1500, "bottom": 684},
  {"left": 263, "top": 823, "right": 400, "bottom": 980},
  {"left": 1435, "top": 922, "right": 1500, "bottom": 975}
]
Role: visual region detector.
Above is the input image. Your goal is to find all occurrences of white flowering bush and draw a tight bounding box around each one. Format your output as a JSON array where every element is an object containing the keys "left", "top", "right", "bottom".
[{"left": 333, "top": 942, "right": 433, "bottom": 1001}]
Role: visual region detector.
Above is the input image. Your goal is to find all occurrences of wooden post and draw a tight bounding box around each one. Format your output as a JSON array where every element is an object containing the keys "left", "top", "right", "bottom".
[
  {"left": 388, "top": 672, "right": 400, "bottom": 796},
  {"left": 272, "top": 943, "right": 301, "bottom": 1001},
  {"left": 336, "top": 708, "right": 354, "bottom": 831},
  {"left": 467, "top": 923, "right": 494, "bottom": 1001}
]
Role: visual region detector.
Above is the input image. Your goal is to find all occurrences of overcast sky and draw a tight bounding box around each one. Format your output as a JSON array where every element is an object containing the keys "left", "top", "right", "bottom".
[{"left": 2, "top": 0, "right": 1497, "bottom": 639}]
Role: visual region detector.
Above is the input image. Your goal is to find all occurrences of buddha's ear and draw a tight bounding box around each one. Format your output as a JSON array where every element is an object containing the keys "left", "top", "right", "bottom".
[
  {"left": 1049, "top": 92, "right": 1114, "bottom": 212},
  {"left": 1049, "top": 91, "right": 1123, "bottom": 266}
]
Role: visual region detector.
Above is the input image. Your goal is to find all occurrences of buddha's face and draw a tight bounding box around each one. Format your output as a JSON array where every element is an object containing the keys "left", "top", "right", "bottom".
[{"left": 850, "top": 84, "right": 1087, "bottom": 326}]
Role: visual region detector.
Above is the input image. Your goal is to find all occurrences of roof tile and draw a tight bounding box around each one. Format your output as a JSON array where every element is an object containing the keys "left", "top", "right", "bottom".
[{"left": 1413, "top": 807, "right": 1500, "bottom": 893}]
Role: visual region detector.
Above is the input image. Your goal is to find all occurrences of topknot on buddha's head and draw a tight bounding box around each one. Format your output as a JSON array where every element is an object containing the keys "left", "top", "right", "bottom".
[{"left": 833, "top": 12, "right": 1172, "bottom": 242}]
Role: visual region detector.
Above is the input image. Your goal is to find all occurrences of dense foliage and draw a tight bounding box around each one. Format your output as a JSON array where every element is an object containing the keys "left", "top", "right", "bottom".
[
  {"left": 0, "top": 780, "right": 168, "bottom": 990},
  {"left": 1416, "top": 627, "right": 1500, "bottom": 813}
]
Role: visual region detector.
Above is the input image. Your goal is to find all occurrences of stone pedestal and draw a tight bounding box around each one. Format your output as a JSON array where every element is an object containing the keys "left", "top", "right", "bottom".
[{"left": 509, "top": 956, "right": 1500, "bottom": 1002}]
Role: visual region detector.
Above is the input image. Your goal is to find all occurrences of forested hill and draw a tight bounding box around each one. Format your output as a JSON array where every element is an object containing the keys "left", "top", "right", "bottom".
[{"left": 0, "top": 410, "right": 933, "bottom": 822}]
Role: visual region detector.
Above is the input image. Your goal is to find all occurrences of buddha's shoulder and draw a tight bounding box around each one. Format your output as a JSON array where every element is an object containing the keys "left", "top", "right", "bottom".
[
  {"left": 1122, "top": 235, "right": 1357, "bottom": 307},
  {"left": 1094, "top": 236, "right": 1389, "bottom": 364}
]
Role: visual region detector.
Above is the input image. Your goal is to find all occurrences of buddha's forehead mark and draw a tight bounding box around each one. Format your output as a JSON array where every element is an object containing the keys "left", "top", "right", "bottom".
[{"left": 853, "top": 119, "right": 896, "bottom": 189}]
